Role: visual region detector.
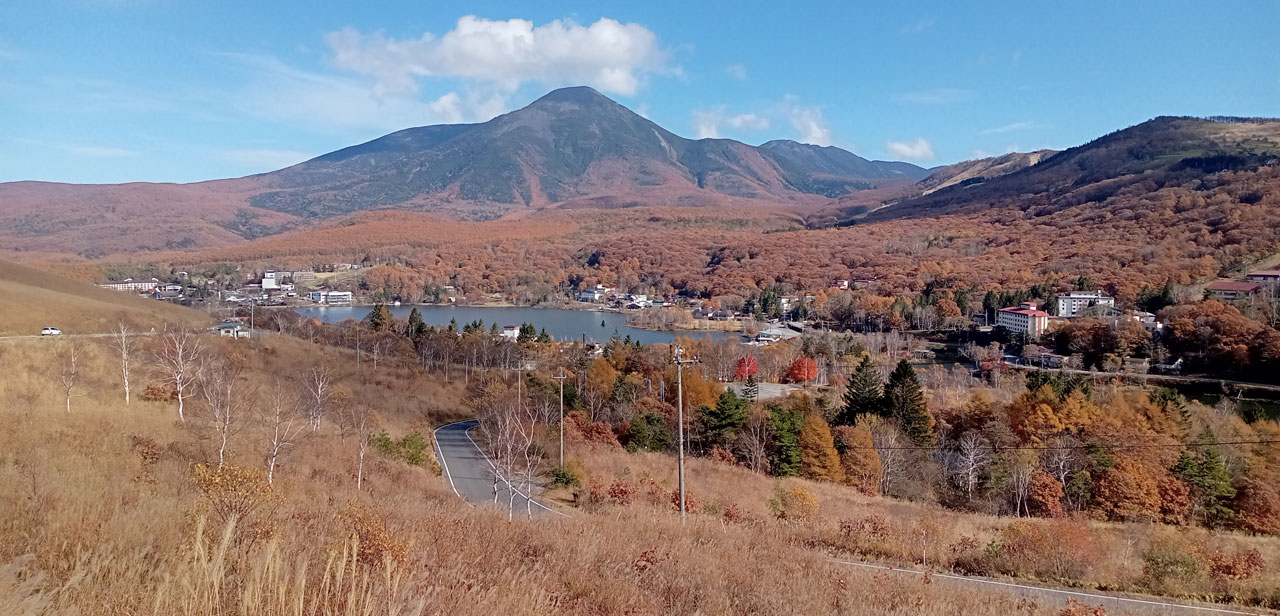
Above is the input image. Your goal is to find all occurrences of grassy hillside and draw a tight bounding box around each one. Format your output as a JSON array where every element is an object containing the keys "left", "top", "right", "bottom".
[
  {"left": 0, "top": 333, "right": 1088, "bottom": 616},
  {"left": 0, "top": 258, "right": 209, "bottom": 336}
]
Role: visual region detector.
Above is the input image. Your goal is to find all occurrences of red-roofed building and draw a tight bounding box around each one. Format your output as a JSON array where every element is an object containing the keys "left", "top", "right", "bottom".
[
  {"left": 1206, "top": 280, "right": 1261, "bottom": 301},
  {"left": 997, "top": 301, "right": 1050, "bottom": 339},
  {"left": 1245, "top": 270, "right": 1280, "bottom": 283}
]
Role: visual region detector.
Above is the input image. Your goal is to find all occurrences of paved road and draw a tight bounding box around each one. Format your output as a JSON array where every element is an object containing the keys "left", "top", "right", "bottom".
[
  {"left": 433, "top": 419, "right": 564, "bottom": 519},
  {"left": 0, "top": 332, "right": 160, "bottom": 341},
  {"left": 830, "top": 560, "right": 1264, "bottom": 615}
]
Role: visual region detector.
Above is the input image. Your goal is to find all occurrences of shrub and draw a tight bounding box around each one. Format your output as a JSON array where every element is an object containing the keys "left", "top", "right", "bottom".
[
  {"left": 670, "top": 488, "right": 699, "bottom": 513},
  {"left": 549, "top": 466, "right": 583, "bottom": 489},
  {"left": 608, "top": 480, "right": 636, "bottom": 505},
  {"left": 1142, "top": 531, "right": 1205, "bottom": 591},
  {"left": 768, "top": 484, "right": 818, "bottom": 521},
  {"left": 191, "top": 463, "right": 279, "bottom": 550},
  {"left": 722, "top": 502, "right": 745, "bottom": 525},
  {"left": 988, "top": 518, "right": 1100, "bottom": 581},
  {"left": 141, "top": 382, "right": 177, "bottom": 402},
  {"left": 1208, "top": 548, "right": 1266, "bottom": 581},
  {"left": 368, "top": 431, "right": 438, "bottom": 472},
  {"left": 839, "top": 515, "right": 891, "bottom": 542},
  {"left": 340, "top": 502, "right": 408, "bottom": 568},
  {"left": 708, "top": 445, "right": 736, "bottom": 465}
]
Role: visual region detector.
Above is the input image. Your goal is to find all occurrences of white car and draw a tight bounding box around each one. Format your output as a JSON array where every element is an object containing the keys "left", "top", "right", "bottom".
[{"left": 41, "top": 327, "right": 62, "bottom": 336}]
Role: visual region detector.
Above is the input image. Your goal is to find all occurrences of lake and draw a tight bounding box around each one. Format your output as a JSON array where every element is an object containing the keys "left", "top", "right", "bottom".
[{"left": 292, "top": 304, "right": 740, "bottom": 346}]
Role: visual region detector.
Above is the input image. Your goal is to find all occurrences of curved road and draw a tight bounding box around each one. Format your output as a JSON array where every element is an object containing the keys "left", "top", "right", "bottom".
[{"left": 434, "top": 419, "right": 564, "bottom": 519}]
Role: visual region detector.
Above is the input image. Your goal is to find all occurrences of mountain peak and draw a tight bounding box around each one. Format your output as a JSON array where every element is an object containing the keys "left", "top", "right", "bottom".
[{"left": 529, "top": 86, "right": 614, "bottom": 107}]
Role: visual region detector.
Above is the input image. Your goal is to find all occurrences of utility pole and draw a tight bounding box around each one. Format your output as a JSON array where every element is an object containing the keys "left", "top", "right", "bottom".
[
  {"left": 674, "top": 345, "right": 696, "bottom": 521},
  {"left": 552, "top": 368, "right": 567, "bottom": 468}
]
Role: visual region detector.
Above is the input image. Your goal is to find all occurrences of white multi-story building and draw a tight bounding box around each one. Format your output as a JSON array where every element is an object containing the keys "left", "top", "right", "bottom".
[
  {"left": 997, "top": 302, "right": 1050, "bottom": 338},
  {"left": 307, "top": 291, "right": 353, "bottom": 304},
  {"left": 97, "top": 278, "right": 160, "bottom": 293},
  {"left": 1056, "top": 291, "right": 1115, "bottom": 317}
]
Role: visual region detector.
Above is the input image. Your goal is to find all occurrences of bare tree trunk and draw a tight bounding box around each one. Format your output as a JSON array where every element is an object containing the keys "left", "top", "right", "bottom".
[{"left": 110, "top": 321, "right": 136, "bottom": 405}]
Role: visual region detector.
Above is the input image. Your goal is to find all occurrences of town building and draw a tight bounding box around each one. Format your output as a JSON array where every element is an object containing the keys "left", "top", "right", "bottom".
[
  {"left": 216, "top": 321, "right": 251, "bottom": 339},
  {"left": 997, "top": 301, "right": 1050, "bottom": 338},
  {"left": 97, "top": 278, "right": 160, "bottom": 293},
  {"left": 291, "top": 270, "right": 317, "bottom": 282},
  {"left": 1056, "top": 291, "right": 1115, "bottom": 317},
  {"left": 1245, "top": 270, "right": 1280, "bottom": 284},
  {"left": 307, "top": 290, "right": 353, "bottom": 304},
  {"left": 576, "top": 284, "right": 612, "bottom": 303},
  {"left": 1206, "top": 280, "right": 1261, "bottom": 301},
  {"left": 831, "top": 279, "right": 850, "bottom": 290}
]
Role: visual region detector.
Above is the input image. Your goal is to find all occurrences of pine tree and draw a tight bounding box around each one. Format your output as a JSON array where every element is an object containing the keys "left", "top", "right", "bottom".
[
  {"left": 366, "top": 303, "right": 393, "bottom": 332},
  {"left": 537, "top": 328, "right": 552, "bottom": 343},
  {"left": 839, "top": 356, "right": 883, "bottom": 425},
  {"left": 743, "top": 373, "right": 759, "bottom": 402},
  {"left": 1173, "top": 431, "right": 1237, "bottom": 527},
  {"left": 768, "top": 405, "right": 803, "bottom": 477},
  {"left": 799, "top": 414, "right": 845, "bottom": 482},
  {"left": 884, "top": 359, "right": 933, "bottom": 446},
  {"left": 703, "top": 390, "right": 750, "bottom": 448},
  {"left": 406, "top": 307, "right": 426, "bottom": 343}
]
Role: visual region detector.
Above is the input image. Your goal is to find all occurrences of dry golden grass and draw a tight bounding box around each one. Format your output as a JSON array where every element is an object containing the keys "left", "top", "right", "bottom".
[
  {"left": 564, "top": 445, "right": 1280, "bottom": 609},
  {"left": 0, "top": 258, "right": 208, "bottom": 336},
  {"left": 0, "top": 335, "right": 1084, "bottom": 616},
  {"left": 1, "top": 333, "right": 1276, "bottom": 614}
]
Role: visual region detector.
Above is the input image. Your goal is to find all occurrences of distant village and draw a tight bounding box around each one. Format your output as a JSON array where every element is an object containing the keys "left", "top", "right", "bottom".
[{"left": 95, "top": 263, "right": 1280, "bottom": 376}]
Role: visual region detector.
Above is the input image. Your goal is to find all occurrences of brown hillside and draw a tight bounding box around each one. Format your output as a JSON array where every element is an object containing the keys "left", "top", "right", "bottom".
[{"left": 0, "top": 258, "right": 209, "bottom": 335}]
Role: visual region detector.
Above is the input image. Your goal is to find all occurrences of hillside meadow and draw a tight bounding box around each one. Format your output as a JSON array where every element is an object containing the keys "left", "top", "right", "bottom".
[{"left": 0, "top": 332, "right": 1099, "bottom": 616}]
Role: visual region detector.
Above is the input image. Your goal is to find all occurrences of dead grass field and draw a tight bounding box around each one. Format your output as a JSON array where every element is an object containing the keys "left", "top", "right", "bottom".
[
  {"left": 0, "top": 335, "right": 1129, "bottom": 615},
  {"left": 559, "top": 445, "right": 1280, "bottom": 610}
]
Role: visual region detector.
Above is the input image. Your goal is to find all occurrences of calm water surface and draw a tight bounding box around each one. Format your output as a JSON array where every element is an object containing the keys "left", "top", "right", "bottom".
[{"left": 293, "top": 304, "right": 738, "bottom": 346}]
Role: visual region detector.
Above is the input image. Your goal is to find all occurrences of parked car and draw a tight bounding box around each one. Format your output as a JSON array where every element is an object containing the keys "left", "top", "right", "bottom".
[{"left": 41, "top": 327, "right": 62, "bottom": 336}]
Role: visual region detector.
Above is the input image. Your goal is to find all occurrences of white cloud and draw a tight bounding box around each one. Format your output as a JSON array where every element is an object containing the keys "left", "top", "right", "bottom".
[
  {"left": 691, "top": 107, "right": 770, "bottom": 139},
  {"left": 220, "top": 148, "right": 314, "bottom": 170},
  {"left": 781, "top": 97, "right": 832, "bottom": 146},
  {"left": 725, "top": 63, "right": 748, "bottom": 80},
  {"left": 979, "top": 120, "right": 1037, "bottom": 135},
  {"left": 885, "top": 137, "right": 935, "bottom": 161},
  {"left": 892, "top": 88, "right": 973, "bottom": 105},
  {"left": 325, "top": 16, "right": 672, "bottom": 98}
]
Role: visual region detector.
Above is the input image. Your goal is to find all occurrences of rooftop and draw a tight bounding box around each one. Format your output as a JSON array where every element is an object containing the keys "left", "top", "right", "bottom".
[{"left": 1206, "top": 280, "right": 1261, "bottom": 292}]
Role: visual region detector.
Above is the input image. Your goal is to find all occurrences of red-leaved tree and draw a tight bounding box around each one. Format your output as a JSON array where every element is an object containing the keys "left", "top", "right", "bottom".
[
  {"left": 734, "top": 354, "right": 759, "bottom": 380},
  {"left": 789, "top": 357, "right": 819, "bottom": 386}
]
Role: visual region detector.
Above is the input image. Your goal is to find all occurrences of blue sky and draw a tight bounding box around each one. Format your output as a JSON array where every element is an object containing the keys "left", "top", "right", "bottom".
[{"left": 2, "top": 0, "right": 1277, "bottom": 183}]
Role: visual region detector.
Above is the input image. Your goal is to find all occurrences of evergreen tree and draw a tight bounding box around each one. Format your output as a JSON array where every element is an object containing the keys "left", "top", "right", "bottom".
[
  {"left": 489, "top": 323, "right": 500, "bottom": 337},
  {"left": 537, "top": 328, "right": 552, "bottom": 343},
  {"left": 743, "top": 373, "right": 759, "bottom": 402},
  {"left": 768, "top": 405, "right": 803, "bottom": 477},
  {"left": 983, "top": 290, "right": 1000, "bottom": 324},
  {"left": 406, "top": 307, "right": 427, "bottom": 343},
  {"left": 1173, "top": 431, "right": 1237, "bottom": 526},
  {"left": 517, "top": 322, "right": 537, "bottom": 343},
  {"left": 839, "top": 356, "right": 883, "bottom": 425},
  {"left": 366, "top": 303, "right": 393, "bottom": 332},
  {"left": 883, "top": 359, "right": 932, "bottom": 446},
  {"left": 703, "top": 390, "right": 750, "bottom": 448},
  {"left": 626, "top": 413, "right": 672, "bottom": 453},
  {"left": 448, "top": 317, "right": 458, "bottom": 334}
]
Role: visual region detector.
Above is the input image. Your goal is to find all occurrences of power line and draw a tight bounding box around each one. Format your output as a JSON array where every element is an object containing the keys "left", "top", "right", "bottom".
[{"left": 847, "top": 439, "right": 1280, "bottom": 452}]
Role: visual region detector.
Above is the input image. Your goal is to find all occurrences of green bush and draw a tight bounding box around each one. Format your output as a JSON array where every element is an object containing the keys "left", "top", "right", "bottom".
[
  {"left": 549, "top": 465, "right": 583, "bottom": 489},
  {"left": 368, "top": 431, "right": 433, "bottom": 468}
]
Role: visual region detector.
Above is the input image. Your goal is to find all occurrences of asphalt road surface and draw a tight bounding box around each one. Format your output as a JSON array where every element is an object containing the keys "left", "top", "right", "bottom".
[{"left": 434, "top": 419, "right": 564, "bottom": 519}]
